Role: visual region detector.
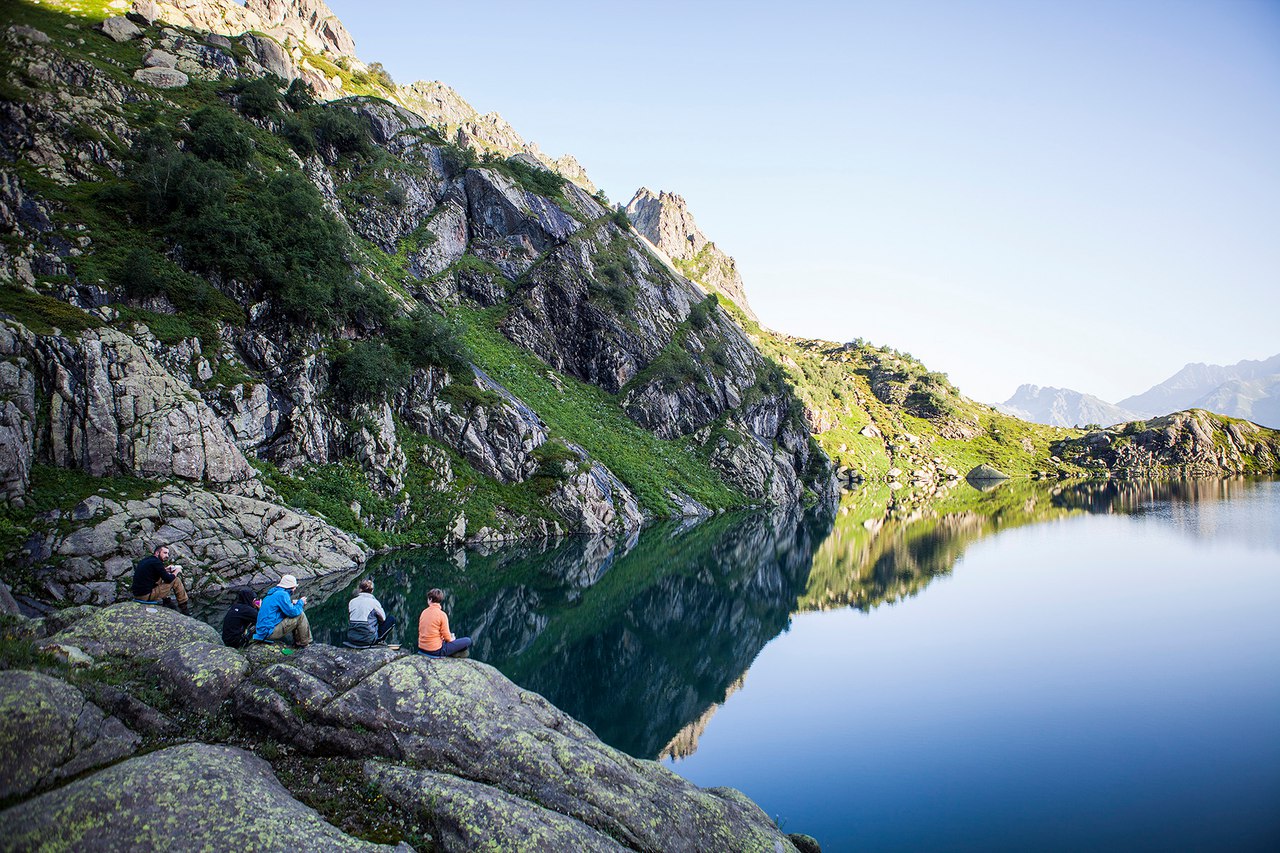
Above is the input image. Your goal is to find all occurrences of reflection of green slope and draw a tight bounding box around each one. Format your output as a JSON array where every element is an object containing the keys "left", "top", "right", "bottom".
[{"left": 800, "top": 479, "right": 1086, "bottom": 612}]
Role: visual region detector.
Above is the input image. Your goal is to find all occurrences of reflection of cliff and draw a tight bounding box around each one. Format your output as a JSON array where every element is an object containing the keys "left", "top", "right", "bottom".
[
  {"left": 799, "top": 477, "right": 1277, "bottom": 613},
  {"left": 305, "top": 508, "right": 834, "bottom": 759},
  {"left": 800, "top": 480, "right": 1082, "bottom": 612}
]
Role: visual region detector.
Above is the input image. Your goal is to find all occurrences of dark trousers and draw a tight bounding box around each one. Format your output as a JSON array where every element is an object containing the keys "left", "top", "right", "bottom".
[
  {"left": 418, "top": 636, "right": 471, "bottom": 657},
  {"left": 375, "top": 614, "right": 396, "bottom": 643}
]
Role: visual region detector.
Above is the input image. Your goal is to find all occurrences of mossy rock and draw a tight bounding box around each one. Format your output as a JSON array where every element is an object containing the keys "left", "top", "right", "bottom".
[
  {"left": 0, "top": 743, "right": 401, "bottom": 851},
  {"left": 49, "top": 603, "right": 219, "bottom": 659},
  {"left": 0, "top": 670, "right": 139, "bottom": 800},
  {"left": 966, "top": 463, "right": 1009, "bottom": 481},
  {"left": 151, "top": 641, "right": 250, "bottom": 712},
  {"left": 367, "top": 762, "right": 625, "bottom": 851}
]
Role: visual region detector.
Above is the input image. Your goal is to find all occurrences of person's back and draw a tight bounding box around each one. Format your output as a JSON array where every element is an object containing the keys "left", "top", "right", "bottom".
[
  {"left": 222, "top": 589, "right": 258, "bottom": 648},
  {"left": 416, "top": 588, "right": 470, "bottom": 657},
  {"left": 347, "top": 580, "right": 395, "bottom": 647}
]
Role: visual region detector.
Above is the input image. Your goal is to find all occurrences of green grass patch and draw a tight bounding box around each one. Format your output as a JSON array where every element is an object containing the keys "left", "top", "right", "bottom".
[
  {"left": 0, "top": 282, "right": 102, "bottom": 336},
  {"left": 455, "top": 304, "right": 746, "bottom": 515}
]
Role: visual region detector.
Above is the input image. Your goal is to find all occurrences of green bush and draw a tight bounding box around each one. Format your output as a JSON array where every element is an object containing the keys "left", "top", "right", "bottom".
[
  {"left": 284, "top": 79, "right": 317, "bottom": 112},
  {"left": 332, "top": 341, "right": 410, "bottom": 402},
  {"left": 229, "top": 76, "right": 283, "bottom": 119},
  {"left": 390, "top": 310, "right": 471, "bottom": 374},
  {"left": 187, "top": 107, "right": 255, "bottom": 167},
  {"left": 688, "top": 295, "right": 717, "bottom": 331}
]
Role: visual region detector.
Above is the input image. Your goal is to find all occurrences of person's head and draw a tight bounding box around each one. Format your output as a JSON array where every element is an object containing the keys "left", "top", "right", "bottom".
[
  {"left": 234, "top": 587, "right": 255, "bottom": 605},
  {"left": 278, "top": 574, "right": 298, "bottom": 591},
  {"left": 153, "top": 544, "right": 169, "bottom": 561},
  {"left": 358, "top": 578, "right": 374, "bottom": 594},
  {"left": 427, "top": 588, "right": 444, "bottom": 604}
]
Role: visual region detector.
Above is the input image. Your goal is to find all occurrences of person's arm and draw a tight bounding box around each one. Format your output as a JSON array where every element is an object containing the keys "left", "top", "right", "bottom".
[
  {"left": 441, "top": 611, "right": 454, "bottom": 642},
  {"left": 280, "top": 594, "right": 304, "bottom": 618},
  {"left": 372, "top": 599, "right": 386, "bottom": 620}
]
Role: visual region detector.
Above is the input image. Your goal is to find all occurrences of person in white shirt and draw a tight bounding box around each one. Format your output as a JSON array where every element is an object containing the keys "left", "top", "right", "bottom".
[{"left": 347, "top": 578, "right": 396, "bottom": 647}]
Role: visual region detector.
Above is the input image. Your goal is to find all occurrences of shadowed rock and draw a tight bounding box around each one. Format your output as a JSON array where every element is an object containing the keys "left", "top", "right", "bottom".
[
  {"left": 0, "top": 743, "right": 401, "bottom": 851},
  {"left": 0, "top": 671, "right": 139, "bottom": 800},
  {"left": 368, "top": 763, "right": 626, "bottom": 851}
]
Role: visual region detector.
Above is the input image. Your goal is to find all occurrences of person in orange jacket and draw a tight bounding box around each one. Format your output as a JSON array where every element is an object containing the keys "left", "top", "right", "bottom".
[{"left": 417, "top": 587, "right": 471, "bottom": 657}]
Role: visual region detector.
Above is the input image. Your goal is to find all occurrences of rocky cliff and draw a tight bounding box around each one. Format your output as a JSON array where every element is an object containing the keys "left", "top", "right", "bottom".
[{"left": 624, "top": 187, "right": 756, "bottom": 322}]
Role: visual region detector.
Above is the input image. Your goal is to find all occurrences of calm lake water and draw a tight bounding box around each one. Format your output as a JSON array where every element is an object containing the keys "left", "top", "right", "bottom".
[{"left": 305, "top": 478, "right": 1280, "bottom": 852}]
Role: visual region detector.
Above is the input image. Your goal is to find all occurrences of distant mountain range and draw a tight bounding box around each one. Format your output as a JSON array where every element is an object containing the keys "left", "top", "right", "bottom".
[{"left": 1002, "top": 354, "right": 1280, "bottom": 428}]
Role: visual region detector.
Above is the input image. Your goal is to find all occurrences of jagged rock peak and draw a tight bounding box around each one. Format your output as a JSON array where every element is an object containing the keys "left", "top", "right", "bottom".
[
  {"left": 135, "top": 0, "right": 356, "bottom": 58},
  {"left": 398, "top": 81, "right": 598, "bottom": 193},
  {"left": 625, "top": 187, "right": 757, "bottom": 322}
]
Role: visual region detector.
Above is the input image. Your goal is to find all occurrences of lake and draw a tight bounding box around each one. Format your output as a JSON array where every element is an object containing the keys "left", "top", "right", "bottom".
[{"left": 305, "top": 478, "right": 1280, "bottom": 852}]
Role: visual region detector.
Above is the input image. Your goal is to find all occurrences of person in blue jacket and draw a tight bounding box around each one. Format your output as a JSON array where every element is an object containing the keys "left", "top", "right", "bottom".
[{"left": 253, "top": 574, "right": 312, "bottom": 646}]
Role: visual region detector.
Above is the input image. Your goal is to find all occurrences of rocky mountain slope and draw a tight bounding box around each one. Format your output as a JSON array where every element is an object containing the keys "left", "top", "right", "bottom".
[
  {"left": 998, "top": 383, "right": 1139, "bottom": 428},
  {"left": 0, "top": 0, "right": 835, "bottom": 610}
]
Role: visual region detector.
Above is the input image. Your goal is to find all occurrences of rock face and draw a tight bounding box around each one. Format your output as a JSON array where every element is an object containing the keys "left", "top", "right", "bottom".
[
  {"left": 1057, "top": 409, "right": 1280, "bottom": 477},
  {"left": 1, "top": 320, "right": 254, "bottom": 485},
  {"left": 625, "top": 187, "right": 757, "bottom": 322},
  {"left": 142, "top": 0, "right": 357, "bottom": 58},
  {"left": 0, "top": 670, "right": 140, "bottom": 800},
  {"left": 0, "top": 743, "right": 399, "bottom": 851}
]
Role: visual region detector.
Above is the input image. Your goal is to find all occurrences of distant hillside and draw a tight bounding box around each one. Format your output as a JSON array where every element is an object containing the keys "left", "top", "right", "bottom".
[
  {"left": 1119, "top": 354, "right": 1280, "bottom": 424},
  {"left": 999, "top": 384, "right": 1138, "bottom": 428}
]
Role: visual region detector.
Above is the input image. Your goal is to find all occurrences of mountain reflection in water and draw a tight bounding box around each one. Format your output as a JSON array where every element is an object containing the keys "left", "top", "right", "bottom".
[{"left": 305, "top": 477, "right": 1274, "bottom": 761}]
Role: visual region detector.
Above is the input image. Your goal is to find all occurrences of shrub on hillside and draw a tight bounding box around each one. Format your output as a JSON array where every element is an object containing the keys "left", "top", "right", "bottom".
[
  {"left": 187, "top": 107, "right": 255, "bottom": 167},
  {"left": 229, "top": 76, "right": 283, "bottom": 119},
  {"left": 332, "top": 340, "right": 410, "bottom": 402}
]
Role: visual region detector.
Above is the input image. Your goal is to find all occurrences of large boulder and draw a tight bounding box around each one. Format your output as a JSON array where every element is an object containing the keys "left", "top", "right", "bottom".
[
  {"left": 367, "top": 763, "right": 626, "bottom": 851},
  {"left": 0, "top": 671, "right": 140, "bottom": 800},
  {"left": 152, "top": 641, "right": 251, "bottom": 711},
  {"left": 48, "top": 602, "right": 219, "bottom": 659},
  {"left": 22, "top": 482, "right": 367, "bottom": 604},
  {"left": 132, "top": 67, "right": 189, "bottom": 88},
  {"left": 98, "top": 16, "right": 141, "bottom": 42},
  {"left": 232, "top": 652, "right": 799, "bottom": 851},
  {"left": 0, "top": 743, "right": 401, "bottom": 851}
]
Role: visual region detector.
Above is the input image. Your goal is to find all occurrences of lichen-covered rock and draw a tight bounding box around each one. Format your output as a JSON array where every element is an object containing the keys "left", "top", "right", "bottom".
[
  {"left": 232, "top": 653, "right": 799, "bottom": 851},
  {"left": 0, "top": 671, "right": 140, "bottom": 800},
  {"left": 152, "top": 641, "right": 251, "bottom": 711},
  {"left": 367, "top": 763, "right": 627, "bottom": 851},
  {"left": 967, "top": 463, "right": 1009, "bottom": 481},
  {"left": 99, "top": 16, "right": 142, "bottom": 42},
  {"left": 48, "top": 602, "right": 220, "bottom": 659},
  {"left": 0, "top": 743, "right": 399, "bottom": 851}
]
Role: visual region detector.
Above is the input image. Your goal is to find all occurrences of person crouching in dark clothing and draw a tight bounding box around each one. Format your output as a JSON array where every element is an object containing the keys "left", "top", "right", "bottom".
[
  {"left": 222, "top": 588, "right": 259, "bottom": 648},
  {"left": 131, "top": 544, "right": 189, "bottom": 614}
]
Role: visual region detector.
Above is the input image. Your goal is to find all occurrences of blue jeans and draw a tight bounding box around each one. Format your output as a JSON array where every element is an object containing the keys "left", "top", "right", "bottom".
[{"left": 418, "top": 636, "right": 471, "bottom": 657}]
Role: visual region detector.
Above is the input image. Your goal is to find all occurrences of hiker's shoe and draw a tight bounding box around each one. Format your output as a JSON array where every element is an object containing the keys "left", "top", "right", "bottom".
[
  {"left": 159, "top": 598, "right": 178, "bottom": 611},
  {"left": 177, "top": 600, "right": 190, "bottom": 616}
]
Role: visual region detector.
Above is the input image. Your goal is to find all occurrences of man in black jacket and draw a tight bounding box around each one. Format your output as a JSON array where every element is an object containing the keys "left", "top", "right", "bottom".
[
  {"left": 131, "top": 544, "right": 189, "bottom": 614},
  {"left": 221, "top": 588, "right": 259, "bottom": 648}
]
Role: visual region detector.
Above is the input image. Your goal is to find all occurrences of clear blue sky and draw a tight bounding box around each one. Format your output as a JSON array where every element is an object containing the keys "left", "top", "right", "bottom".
[{"left": 328, "top": 0, "right": 1280, "bottom": 405}]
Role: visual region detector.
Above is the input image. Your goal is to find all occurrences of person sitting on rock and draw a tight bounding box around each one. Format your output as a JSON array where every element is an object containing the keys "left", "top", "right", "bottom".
[
  {"left": 253, "top": 574, "right": 312, "bottom": 647},
  {"left": 347, "top": 578, "right": 396, "bottom": 648},
  {"left": 417, "top": 587, "right": 471, "bottom": 657},
  {"left": 221, "top": 588, "right": 260, "bottom": 648},
  {"left": 130, "top": 544, "right": 189, "bottom": 615}
]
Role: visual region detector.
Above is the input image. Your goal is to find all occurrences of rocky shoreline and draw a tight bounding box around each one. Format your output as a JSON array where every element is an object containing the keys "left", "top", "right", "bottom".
[{"left": 0, "top": 602, "right": 820, "bottom": 851}]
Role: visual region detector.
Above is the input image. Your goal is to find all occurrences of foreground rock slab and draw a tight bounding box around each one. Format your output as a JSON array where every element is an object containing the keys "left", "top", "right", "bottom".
[
  {"left": 0, "top": 743, "right": 403, "bottom": 851},
  {"left": 49, "top": 601, "right": 220, "bottom": 657},
  {"left": 0, "top": 670, "right": 139, "bottom": 800},
  {"left": 233, "top": 649, "right": 800, "bottom": 851}
]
